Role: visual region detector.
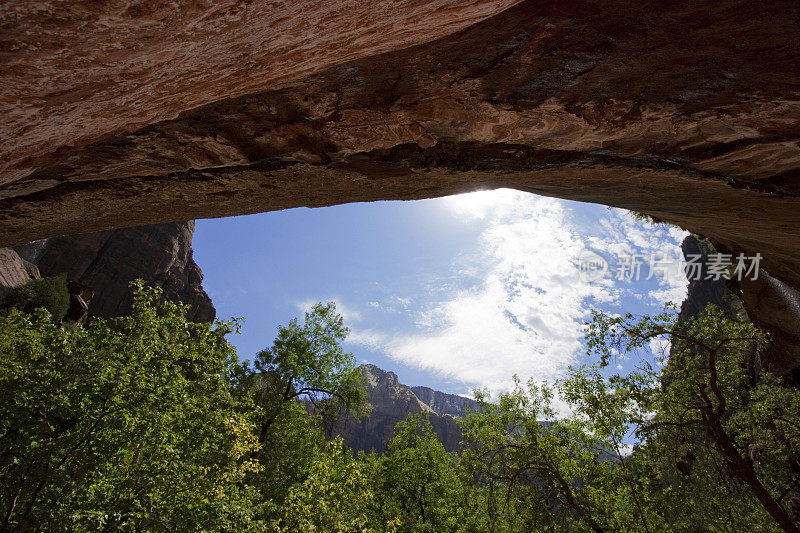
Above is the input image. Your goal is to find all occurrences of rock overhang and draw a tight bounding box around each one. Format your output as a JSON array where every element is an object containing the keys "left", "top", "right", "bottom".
[{"left": 1, "top": 0, "right": 799, "bottom": 289}]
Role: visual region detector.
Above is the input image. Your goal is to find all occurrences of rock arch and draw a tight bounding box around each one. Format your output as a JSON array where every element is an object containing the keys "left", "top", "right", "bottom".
[{"left": 2, "top": 0, "right": 800, "bottom": 287}]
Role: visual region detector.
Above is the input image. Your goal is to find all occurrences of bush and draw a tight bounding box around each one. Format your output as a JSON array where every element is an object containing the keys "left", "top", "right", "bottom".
[
  {"left": 0, "top": 283, "right": 261, "bottom": 531},
  {"left": 4, "top": 274, "right": 70, "bottom": 320}
]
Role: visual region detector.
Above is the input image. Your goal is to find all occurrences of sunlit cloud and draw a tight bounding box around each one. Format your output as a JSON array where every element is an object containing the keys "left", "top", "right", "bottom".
[{"left": 347, "top": 190, "right": 688, "bottom": 395}]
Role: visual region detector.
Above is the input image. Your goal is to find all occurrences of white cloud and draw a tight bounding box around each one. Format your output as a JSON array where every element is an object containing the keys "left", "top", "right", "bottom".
[
  {"left": 296, "top": 298, "right": 363, "bottom": 323},
  {"left": 350, "top": 192, "right": 610, "bottom": 392},
  {"left": 589, "top": 211, "right": 688, "bottom": 306},
  {"left": 347, "top": 190, "right": 688, "bottom": 396},
  {"left": 649, "top": 336, "right": 672, "bottom": 364}
]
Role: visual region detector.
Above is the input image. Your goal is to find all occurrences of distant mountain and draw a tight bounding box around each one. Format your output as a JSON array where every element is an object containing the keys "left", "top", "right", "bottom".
[
  {"left": 332, "top": 364, "right": 479, "bottom": 453},
  {"left": 411, "top": 385, "right": 479, "bottom": 418}
]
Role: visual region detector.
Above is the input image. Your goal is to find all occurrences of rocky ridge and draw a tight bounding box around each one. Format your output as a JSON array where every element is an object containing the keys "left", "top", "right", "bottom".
[
  {"left": 411, "top": 385, "right": 481, "bottom": 418},
  {"left": 334, "top": 364, "right": 479, "bottom": 453}
]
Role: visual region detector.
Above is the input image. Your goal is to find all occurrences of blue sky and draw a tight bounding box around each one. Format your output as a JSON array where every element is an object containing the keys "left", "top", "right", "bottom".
[{"left": 193, "top": 189, "right": 688, "bottom": 400}]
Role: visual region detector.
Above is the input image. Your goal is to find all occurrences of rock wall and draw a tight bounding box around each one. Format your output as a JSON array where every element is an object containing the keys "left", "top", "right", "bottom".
[
  {"left": 676, "top": 235, "right": 736, "bottom": 322},
  {"left": 1, "top": 0, "right": 800, "bottom": 297},
  {"left": 735, "top": 271, "right": 800, "bottom": 377},
  {"left": 675, "top": 235, "right": 800, "bottom": 376},
  {"left": 334, "top": 365, "right": 477, "bottom": 453},
  {"left": 411, "top": 385, "right": 480, "bottom": 418},
  {"left": 0, "top": 0, "right": 521, "bottom": 188},
  {"left": 11, "top": 221, "right": 214, "bottom": 322},
  {"left": 0, "top": 248, "right": 39, "bottom": 304}
]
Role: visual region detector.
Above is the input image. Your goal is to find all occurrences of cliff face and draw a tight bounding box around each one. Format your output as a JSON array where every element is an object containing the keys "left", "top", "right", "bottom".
[
  {"left": 676, "top": 235, "right": 735, "bottom": 322},
  {"left": 675, "top": 235, "right": 800, "bottom": 375},
  {"left": 735, "top": 271, "right": 800, "bottom": 377},
  {"left": 334, "top": 365, "right": 478, "bottom": 453},
  {"left": 11, "top": 221, "right": 214, "bottom": 322},
  {"left": 0, "top": 249, "right": 38, "bottom": 302},
  {"left": 1, "top": 0, "right": 800, "bottom": 300},
  {"left": 411, "top": 385, "right": 480, "bottom": 418}
]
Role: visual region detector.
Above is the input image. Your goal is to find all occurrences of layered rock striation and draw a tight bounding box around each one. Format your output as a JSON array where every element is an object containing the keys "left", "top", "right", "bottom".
[
  {"left": 334, "top": 364, "right": 478, "bottom": 453},
  {"left": 1, "top": 0, "right": 800, "bottom": 298}
]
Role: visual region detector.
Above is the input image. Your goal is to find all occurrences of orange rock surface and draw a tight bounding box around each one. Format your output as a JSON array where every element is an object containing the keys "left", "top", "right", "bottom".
[{"left": 1, "top": 0, "right": 799, "bottom": 287}]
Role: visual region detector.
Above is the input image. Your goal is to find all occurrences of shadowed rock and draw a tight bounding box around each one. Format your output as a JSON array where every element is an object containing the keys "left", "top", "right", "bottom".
[
  {"left": 334, "top": 364, "right": 478, "bottom": 453},
  {"left": 12, "top": 221, "right": 214, "bottom": 322},
  {"left": 1, "top": 0, "right": 800, "bottom": 297}
]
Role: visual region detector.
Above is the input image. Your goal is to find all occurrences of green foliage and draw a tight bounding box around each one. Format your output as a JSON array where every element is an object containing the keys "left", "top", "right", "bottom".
[
  {"left": 367, "top": 414, "right": 467, "bottom": 532},
  {"left": 302, "top": 302, "right": 800, "bottom": 532},
  {"left": 0, "top": 283, "right": 261, "bottom": 531},
  {"left": 272, "top": 438, "right": 373, "bottom": 532},
  {"left": 3, "top": 278, "right": 799, "bottom": 532},
  {"left": 457, "top": 305, "right": 800, "bottom": 532},
  {"left": 252, "top": 301, "right": 367, "bottom": 431},
  {"left": 0, "top": 291, "right": 375, "bottom": 531},
  {"left": 3, "top": 274, "right": 70, "bottom": 321},
  {"left": 582, "top": 304, "right": 796, "bottom": 531},
  {"left": 628, "top": 211, "right": 666, "bottom": 226},
  {"left": 461, "top": 376, "right": 654, "bottom": 532},
  {"left": 237, "top": 301, "right": 369, "bottom": 524},
  {"left": 248, "top": 397, "right": 327, "bottom": 514}
]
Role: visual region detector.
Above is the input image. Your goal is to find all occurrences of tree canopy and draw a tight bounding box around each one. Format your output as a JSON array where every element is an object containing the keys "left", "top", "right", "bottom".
[
  {"left": 1, "top": 283, "right": 799, "bottom": 531},
  {"left": 0, "top": 283, "right": 260, "bottom": 531}
]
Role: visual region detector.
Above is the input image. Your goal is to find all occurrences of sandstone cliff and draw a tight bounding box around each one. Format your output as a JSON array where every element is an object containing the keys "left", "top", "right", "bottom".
[
  {"left": 334, "top": 365, "right": 478, "bottom": 453},
  {"left": 1, "top": 0, "right": 800, "bottom": 304},
  {"left": 5, "top": 221, "right": 214, "bottom": 322}
]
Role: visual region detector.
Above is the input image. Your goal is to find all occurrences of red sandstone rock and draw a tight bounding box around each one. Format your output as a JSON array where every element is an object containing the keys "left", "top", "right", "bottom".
[
  {"left": 0, "top": 0, "right": 520, "bottom": 187},
  {"left": 1, "top": 0, "right": 800, "bottom": 292}
]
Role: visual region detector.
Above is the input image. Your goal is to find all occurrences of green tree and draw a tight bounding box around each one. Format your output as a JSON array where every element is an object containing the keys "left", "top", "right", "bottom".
[
  {"left": 461, "top": 377, "right": 637, "bottom": 532},
  {"left": 3, "top": 274, "right": 70, "bottom": 322},
  {"left": 0, "top": 283, "right": 261, "bottom": 531},
  {"left": 271, "top": 438, "right": 373, "bottom": 532},
  {"left": 248, "top": 302, "right": 366, "bottom": 451},
  {"left": 239, "top": 301, "right": 367, "bottom": 523},
  {"left": 460, "top": 305, "right": 800, "bottom": 532},
  {"left": 586, "top": 305, "right": 800, "bottom": 531},
  {"left": 368, "top": 414, "right": 467, "bottom": 532}
]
